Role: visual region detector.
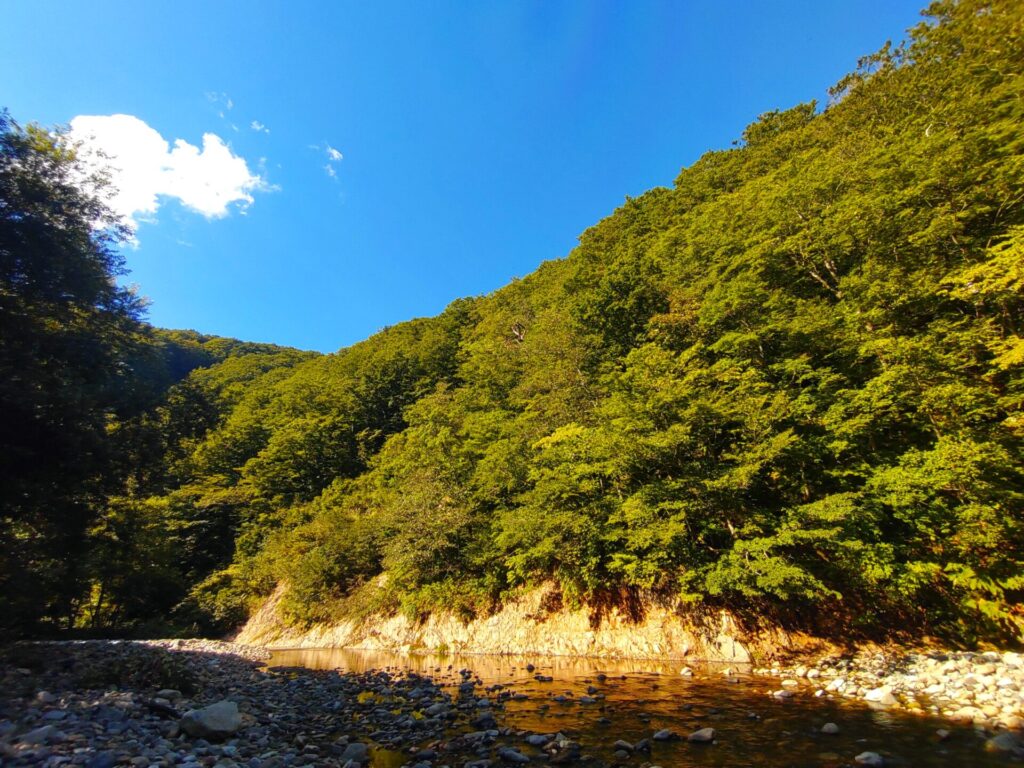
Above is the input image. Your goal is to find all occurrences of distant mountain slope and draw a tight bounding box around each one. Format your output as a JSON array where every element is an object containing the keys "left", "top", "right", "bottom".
[
  {"left": 14, "top": 0, "right": 1023, "bottom": 644},
  {"left": 168, "top": 0, "right": 1022, "bottom": 645}
]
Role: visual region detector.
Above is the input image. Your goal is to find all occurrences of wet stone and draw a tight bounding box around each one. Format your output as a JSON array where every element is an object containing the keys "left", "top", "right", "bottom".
[
  {"left": 854, "top": 752, "right": 884, "bottom": 767},
  {"left": 687, "top": 727, "right": 715, "bottom": 743}
]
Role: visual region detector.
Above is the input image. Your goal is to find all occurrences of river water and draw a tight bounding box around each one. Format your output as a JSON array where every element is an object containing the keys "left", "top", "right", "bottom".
[{"left": 268, "top": 648, "right": 1010, "bottom": 767}]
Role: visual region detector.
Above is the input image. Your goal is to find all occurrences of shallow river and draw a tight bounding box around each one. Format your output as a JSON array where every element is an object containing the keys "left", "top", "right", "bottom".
[{"left": 269, "top": 648, "right": 1010, "bottom": 767}]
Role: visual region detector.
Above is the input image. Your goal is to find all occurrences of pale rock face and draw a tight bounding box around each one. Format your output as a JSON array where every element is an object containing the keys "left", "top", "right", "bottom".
[{"left": 237, "top": 584, "right": 764, "bottom": 662}]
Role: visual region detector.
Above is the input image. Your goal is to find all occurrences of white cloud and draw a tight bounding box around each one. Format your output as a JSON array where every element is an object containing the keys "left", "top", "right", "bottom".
[
  {"left": 205, "top": 91, "right": 233, "bottom": 110},
  {"left": 251, "top": 120, "right": 270, "bottom": 134},
  {"left": 319, "top": 144, "right": 344, "bottom": 180},
  {"left": 69, "top": 114, "right": 270, "bottom": 231}
]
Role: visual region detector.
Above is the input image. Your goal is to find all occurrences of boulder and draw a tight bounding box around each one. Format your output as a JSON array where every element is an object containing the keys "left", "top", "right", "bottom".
[
  {"left": 180, "top": 700, "right": 243, "bottom": 740},
  {"left": 687, "top": 727, "right": 715, "bottom": 743},
  {"left": 340, "top": 742, "right": 369, "bottom": 763},
  {"left": 985, "top": 732, "right": 1024, "bottom": 755}
]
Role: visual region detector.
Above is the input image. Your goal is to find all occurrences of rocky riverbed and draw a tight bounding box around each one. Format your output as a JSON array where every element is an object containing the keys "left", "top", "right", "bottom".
[
  {"left": 2, "top": 640, "right": 1023, "bottom": 767},
  {"left": 1, "top": 640, "right": 462, "bottom": 768},
  {"left": 752, "top": 648, "right": 1024, "bottom": 731}
]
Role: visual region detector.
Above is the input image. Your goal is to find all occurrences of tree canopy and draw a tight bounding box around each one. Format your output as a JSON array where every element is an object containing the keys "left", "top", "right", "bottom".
[{"left": 3, "top": 0, "right": 1023, "bottom": 645}]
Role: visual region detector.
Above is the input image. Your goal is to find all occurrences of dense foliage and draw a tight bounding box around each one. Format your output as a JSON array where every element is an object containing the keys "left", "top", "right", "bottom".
[
  {"left": 1, "top": 112, "right": 146, "bottom": 634},
  {"left": 3, "top": 0, "right": 1022, "bottom": 644},
  {"left": 0, "top": 111, "right": 314, "bottom": 635}
]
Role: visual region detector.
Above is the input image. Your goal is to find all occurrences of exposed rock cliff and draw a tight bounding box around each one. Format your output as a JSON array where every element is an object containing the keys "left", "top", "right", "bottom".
[{"left": 236, "top": 585, "right": 797, "bottom": 662}]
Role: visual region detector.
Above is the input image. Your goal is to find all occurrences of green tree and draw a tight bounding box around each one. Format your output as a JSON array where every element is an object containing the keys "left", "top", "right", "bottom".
[{"left": 0, "top": 112, "right": 146, "bottom": 634}]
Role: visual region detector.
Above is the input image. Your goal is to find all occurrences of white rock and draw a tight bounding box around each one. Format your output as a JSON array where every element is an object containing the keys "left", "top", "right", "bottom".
[
  {"left": 821, "top": 722, "right": 840, "bottom": 735},
  {"left": 180, "top": 700, "right": 243, "bottom": 740},
  {"left": 951, "top": 705, "right": 987, "bottom": 723},
  {"left": 854, "top": 751, "right": 884, "bottom": 767},
  {"left": 864, "top": 686, "right": 897, "bottom": 707}
]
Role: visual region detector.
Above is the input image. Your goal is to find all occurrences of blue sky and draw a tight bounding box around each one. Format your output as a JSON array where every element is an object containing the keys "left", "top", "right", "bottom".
[{"left": 2, "top": 1, "right": 925, "bottom": 353}]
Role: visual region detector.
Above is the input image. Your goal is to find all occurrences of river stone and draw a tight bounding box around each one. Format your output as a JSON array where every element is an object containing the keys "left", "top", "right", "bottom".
[
  {"left": 854, "top": 752, "right": 884, "bottom": 767},
  {"left": 687, "top": 727, "right": 715, "bottom": 743},
  {"left": 821, "top": 722, "right": 840, "bottom": 735},
  {"left": 85, "top": 753, "right": 118, "bottom": 768},
  {"left": 864, "top": 687, "right": 897, "bottom": 707},
  {"left": 471, "top": 712, "right": 497, "bottom": 729},
  {"left": 180, "top": 700, "right": 243, "bottom": 739},
  {"left": 340, "top": 742, "right": 369, "bottom": 763},
  {"left": 951, "top": 705, "right": 987, "bottom": 723},
  {"left": 652, "top": 728, "right": 677, "bottom": 741},
  {"left": 19, "top": 725, "right": 61, "bottom": 745},
  {"left": 985, "top": 732, "right": 1024, "bottom": 754},
  {"left": 498, "top": 747, "right": 530, "bottom": 764}
]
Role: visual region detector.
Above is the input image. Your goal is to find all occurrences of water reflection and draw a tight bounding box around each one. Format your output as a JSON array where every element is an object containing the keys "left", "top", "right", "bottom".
[{"left": 270, "top": 648, "right": 1006, "bottom": 767}]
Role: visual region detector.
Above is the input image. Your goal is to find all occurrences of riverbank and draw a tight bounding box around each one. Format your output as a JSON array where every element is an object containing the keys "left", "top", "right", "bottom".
[
  {"left": 4, "top": 639, "right": 1024, "bottom": 767},
  {"left": 235, "top": 586, "right": 1024, "bottom": 733},
  {"left": 1, "top": 639, "right": 461, "bottom": 767},
  {"left": 752, "top": 646, "right": 1024, "bottom": 731}
]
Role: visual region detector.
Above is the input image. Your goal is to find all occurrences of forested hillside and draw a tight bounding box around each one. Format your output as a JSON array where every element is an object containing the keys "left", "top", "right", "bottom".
[{"left": 3, "top": 0, "right": 1022, "bottom": 644}]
